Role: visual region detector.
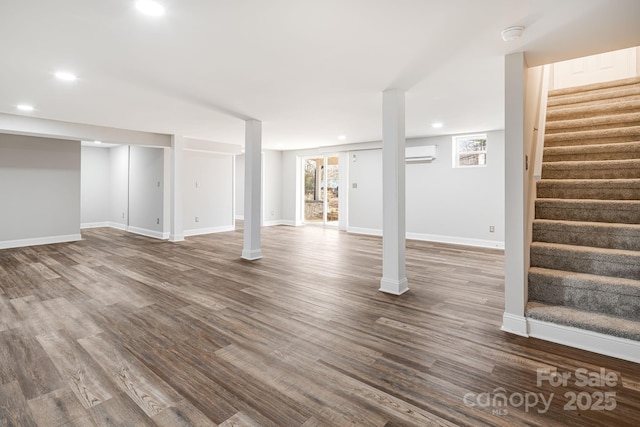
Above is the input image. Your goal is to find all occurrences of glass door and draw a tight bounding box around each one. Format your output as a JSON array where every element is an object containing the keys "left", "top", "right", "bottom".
[{"left": 303, "top": 155, "right": 339, "bottom": 225}]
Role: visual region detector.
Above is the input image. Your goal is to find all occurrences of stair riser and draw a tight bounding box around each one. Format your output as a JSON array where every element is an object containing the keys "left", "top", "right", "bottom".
[
  {"left": 535, "top": 204, "right": 640, "bottom": 224},
  {"left": 528, "top": 279, "right": 640, "bottom": 322},
  {"left": 533, "top": 223, "right": 640, "bottom": 251},
  {"left": 545, "top": 134, "right": 640, "bottom": 148},
  {"left": 536, "top": 183, "right": 640, "bottom": 200},
  {"left": 530, "top": 248, "right": 640, "bottom": 280},
  {"left": 546, "top": 112, "right": 640, "bottom": 135},
  {"left": 547, "top": 93, "right": 640, "bottom": 109},
  {"left": 546, "top": 101, "right": 640, "bottom": 122},
  {"left": 541, "top": 167, "right": 640, "bottom": 179}
]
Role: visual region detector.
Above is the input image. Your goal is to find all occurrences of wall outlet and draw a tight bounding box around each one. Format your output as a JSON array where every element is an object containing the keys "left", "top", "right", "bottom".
[
  {"left": 489, "top": 225, "right": 495, "bottom": 232},
  {"left": 156, "top": 218, "right": 160, "bottom": 224},
  {"left": 122, "top": 212, "right": 125, "bottom": 219},
  {"left": 195, "top": 181, "right": 199, "bottom": 188},
  {"left": 270, "top": 210, "right": 275, "bottom": 217},
  {"left": 352, "top": 183, "right": 358, "bottom": 189},
  {"left": 195, "top": 216, "right": 200, "bottom": 223}
]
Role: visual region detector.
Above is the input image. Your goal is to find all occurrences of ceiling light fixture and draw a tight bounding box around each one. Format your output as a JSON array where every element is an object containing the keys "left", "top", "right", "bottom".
[
  {"left": 432, "top": 122, "right": 443, "bottom": 129},
  {"left": 338, "top": 135, "right": 347, "bottom": 141},
  {"left": 94, "top": 140, "right": 102, "bottom": 144},
  {"left": 55, "top": 71, "right": 77, "bottom": 81},
  {"left": 501, "top": 26, "right": 525, "bottom": 42},
  {"left": 135, "top": 0, "right": 165, "bottom": 16},
  {"left": 17, "top": 104, "right": 34, "bottom": 111}
]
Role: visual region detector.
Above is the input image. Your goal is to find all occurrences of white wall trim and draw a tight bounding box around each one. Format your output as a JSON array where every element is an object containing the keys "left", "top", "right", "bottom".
[
  {"left": 407, "top": 232, "right": 504, "bottom": 249},
  {"left": 107, "top": 222, "right": 128, "bottom": 231},
  {"left": 184, "top": 225, "right": 235, "bottom": 237},
  {"left": 80, "top": 222, "right": 110, "bottom": 229},
  {"left": 347, "top": 227, "right": 383, "bottom": 237},
  {"left": 528, "top": 318, "right": 640, "bottom": 364},
  {"left": 127, "top": 226, "right": 166, "bottom": 240},
  {"left": 501, "top": 313, "right": 529, "bottom": 337},
  {"left": 0, "top": 234, "right": 82, "bottom": 250}
]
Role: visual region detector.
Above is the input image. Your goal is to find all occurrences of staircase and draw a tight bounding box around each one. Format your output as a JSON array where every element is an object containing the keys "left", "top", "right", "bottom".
[{"left": 526, "top": 76, "right": 640, "bottom": 341}]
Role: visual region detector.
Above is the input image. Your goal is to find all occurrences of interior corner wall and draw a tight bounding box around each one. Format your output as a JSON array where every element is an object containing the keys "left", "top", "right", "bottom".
[
  {"left": 81, "top": 146, "right": 110, "bottom": 227},
  {"left": 235, "top": 154, "right": 245, "bottom": 219},
  {"left": 128, "top": 145, "right": 165, "bottom": 238},
  {"left": 263, "top": 150, "right": 283, "bottom": 224},
  {"left": 183, "top": 150, "right": 234, "bottom": 236},
  {"left": 347, "top": 149, "right": 383, "bottom": 234},
  {"left": 109, "top": 145, "right": 129, "bottom": 229},
  {"left": 0, "top": 134, "right": 81, "bottom": 248}
]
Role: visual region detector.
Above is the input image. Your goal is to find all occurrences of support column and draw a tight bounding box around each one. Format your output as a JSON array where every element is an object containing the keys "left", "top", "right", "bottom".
[
  {"left": 169, "top": 135, "right": 184, "bottom": 242},
  {"left": 379, "top": 89, "right": 409, "bottom": 295},
  {"left": 242, "top": 119, "right": 263, "bottom": 260},
  {"left": 502, "top": 52, "right": 528, "bottom": 336}
]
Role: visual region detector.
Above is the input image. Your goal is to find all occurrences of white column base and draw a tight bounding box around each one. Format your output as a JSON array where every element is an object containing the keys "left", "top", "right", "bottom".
[
  {"left": 501, "top": 313, "right": 529, "bottom": 337},
  {"left": 379, "top": 277, "right": 409, "bottom": 295},
  {"left": 241, "top": 249, "right": 263, "bottom": 261},
  {"left": 169, "top": 234, "right": 185, "bottom": 242}
]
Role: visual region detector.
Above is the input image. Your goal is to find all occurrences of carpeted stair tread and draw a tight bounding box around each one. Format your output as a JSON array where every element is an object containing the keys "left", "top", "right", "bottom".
[
  {"left": 525, "top": 302, "right": 640, "bottom": 341},
  {"left": 546, "top": 99, "right": 640, "bottom": 122},
  {"left": 533, "top": 219, "right": 640, "bottom": 250},
  {"left": 529, "top": 267, "right": 640, "bottom": 321},
  {"left": 541, "top": 159, "right": 640, "bottom": 179},
  {"left": 545, "top": 111, "right": 640, "bottom": 134},
  {"left": 547, "top": 85, "right": 640, "bottom": 109},
  {"left": 530, "top": 242, "right": 640, "bottom": 279},
  {"left": 535, "top": 199, "right": 640, "bottom": 223},
  {"left": 536, "top": 178, "right": 640, "bottom": 200},
  {"left": 543, "top": 141, "right": 640, "bottom": 162},
  {"left": 544, "top": 125, "right": 640, "bottom": 147},
  {"left": 548, "top": 76, "right": 640, "bottom": 97}
]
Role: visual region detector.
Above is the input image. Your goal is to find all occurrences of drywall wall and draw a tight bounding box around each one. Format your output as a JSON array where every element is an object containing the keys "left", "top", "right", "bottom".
[
  {"left": 0, "top": 134, "right": 81, "bottom": 248},
  {"left": 81, "top": 146, "right": 110, "bottom": 226},
  {"left": 183, "top": 150, "right": 234, "bottom": 235},
  {"left": 235, "top": 154, "right": 244, "bottom": 219},
  {"left": 405, "top": 131, "right": 505, "bottom": 247},
  {"left": 263, "top": 150, "right": 283, "bottom": 225},
  {"left": 347, "top": 149, "right": 383, "bottom": 234},
  {"left": 128, "top": 145, "right": 165, "bottom": 238},
  {"left": 109, "top": 145, "right": 129, "bottom": 228}
]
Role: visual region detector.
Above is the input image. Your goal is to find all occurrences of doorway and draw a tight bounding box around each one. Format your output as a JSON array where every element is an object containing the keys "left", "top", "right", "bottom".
[{"left": 303, "top": 155, "right": 339, "bottom": 225}]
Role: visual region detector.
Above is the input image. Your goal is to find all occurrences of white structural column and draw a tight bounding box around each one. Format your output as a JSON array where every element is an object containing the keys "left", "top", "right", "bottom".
[
  {"left": 169, "top": 135, "right": 185, "bottom": 242},
  {"left": 241, "top": 119, "right": 263, "bottom": 260},
  {"left": 379, "top": 89, "right": 409, "bottom": 295},
  {"left": 502, "top": 52, "right": 529, "bottom": 336}
]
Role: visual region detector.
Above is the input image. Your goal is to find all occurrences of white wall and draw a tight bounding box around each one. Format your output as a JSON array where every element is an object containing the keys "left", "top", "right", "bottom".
[
  {"left": 347, "top": 149, "right": 383, "bottom": 234},
  {"left": 0, "top": 134, "right": 81, "bottom": 248},
  {"left": 128, "top": 146, "right": 165, "bottom": 238},
  {"left": 109, "top": 145, "right": 129, "bottom": 229},
  {"left": 235, "top": 154, "right": 244, "bottom": 219},
  {"left": 263, "top": 150, "right": 283, "bottom": 225},
  {"left": 183, "top": 150, "right": 234, "bottom": 236},
  {"left": 81, "top": 146, "right": 110, "bottom": 226},
  {"left": 405, "top": 131, "right": 505, "bottom": 247}
]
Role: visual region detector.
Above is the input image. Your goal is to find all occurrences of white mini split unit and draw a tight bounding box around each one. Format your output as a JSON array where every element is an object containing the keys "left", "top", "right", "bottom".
[{"left": 405, "top": 145, "right": 437, "bottom": 163}]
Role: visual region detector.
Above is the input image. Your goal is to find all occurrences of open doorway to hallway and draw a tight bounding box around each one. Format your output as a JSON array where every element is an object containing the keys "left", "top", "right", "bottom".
[{"left": 302, "top": 155, "right": 339, "bottom": 225}]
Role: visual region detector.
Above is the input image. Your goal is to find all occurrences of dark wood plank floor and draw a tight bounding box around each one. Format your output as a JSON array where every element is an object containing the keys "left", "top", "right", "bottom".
[{"left": 1, "top": 225, "right": 639, "bottom": 426}]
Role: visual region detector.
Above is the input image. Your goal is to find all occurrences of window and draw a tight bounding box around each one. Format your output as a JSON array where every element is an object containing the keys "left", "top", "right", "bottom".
[{"left": 453, "top": 134, "right": 487, "bottom": 168}]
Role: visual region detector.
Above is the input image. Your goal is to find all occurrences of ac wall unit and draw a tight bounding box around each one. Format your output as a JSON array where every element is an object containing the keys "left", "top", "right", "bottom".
[{"left": 405, "top": 145, "right": 436, "bottom": 163}]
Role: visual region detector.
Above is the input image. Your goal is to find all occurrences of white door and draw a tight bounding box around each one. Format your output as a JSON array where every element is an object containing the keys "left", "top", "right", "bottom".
[{"left": 553, "top": 47, "right": 637, "bottom": 89}]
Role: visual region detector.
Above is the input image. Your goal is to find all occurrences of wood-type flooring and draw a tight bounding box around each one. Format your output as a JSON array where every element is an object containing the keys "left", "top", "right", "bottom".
[{"left": 1, "top": 226, "right": 639, "bottom": 426}]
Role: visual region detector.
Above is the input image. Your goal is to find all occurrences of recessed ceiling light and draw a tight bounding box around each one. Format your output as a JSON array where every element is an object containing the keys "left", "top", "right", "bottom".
[
  {"left": 94, "top": 140, "right": 102, "bottom": 144},
  {"left": 338, "top": 135, "right": 347, "bottom": 141},
  {"left": 432, "top": 122, "right": 443, "bottom": 128},
  {"left": 135, "top": 0, "right": 165, "bottom": 16},
  {"left": 501, "top": 26, "right": 525, "bottom": 42},
  {"left": 55, "top": 71, "right": 77, "bottom": 81},
  {"left": 17, "top": 104, "right": 34, "bottom": 111}
]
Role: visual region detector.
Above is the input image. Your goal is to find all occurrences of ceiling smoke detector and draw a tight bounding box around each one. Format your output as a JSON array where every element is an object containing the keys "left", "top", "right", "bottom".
[{"left": 501, "top": 26, "right": 525, "bottom": 42}]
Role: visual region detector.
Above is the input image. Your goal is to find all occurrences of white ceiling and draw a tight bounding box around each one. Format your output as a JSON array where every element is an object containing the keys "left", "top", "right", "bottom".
[{"left": 1, "top": 0, "right": 639, "bottom": 150}]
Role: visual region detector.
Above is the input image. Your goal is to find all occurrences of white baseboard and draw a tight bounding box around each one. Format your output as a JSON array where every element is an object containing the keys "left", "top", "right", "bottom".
[
  {"left": 407, "top": 232, "right": 504, "bottom": 249},
  {"left": 127, "top": 226, "right": 166, "bottom": 240},
  {"left": 81, "top": 222, "right": 110, "bottom": 229},
  {"left": 501, "top": 313, "right": 529, "bottom": 337},
  {"left": 107, "top": 222, "right": 128, "bottom": 231},
  {"left": 184, "top": 225, "right": 235, "bottom": 237},
  {"left": 235, "top": 214, "right": 244, "bottom": 220},
  {"left": 0, "top": 234, "right": 82, "bottom": 250},
  {"left": 347, "top": 227, "right": 383, "bottom": 236},
  {"left": 528, "top": 318, "right": 640, "bottom": 364}
]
